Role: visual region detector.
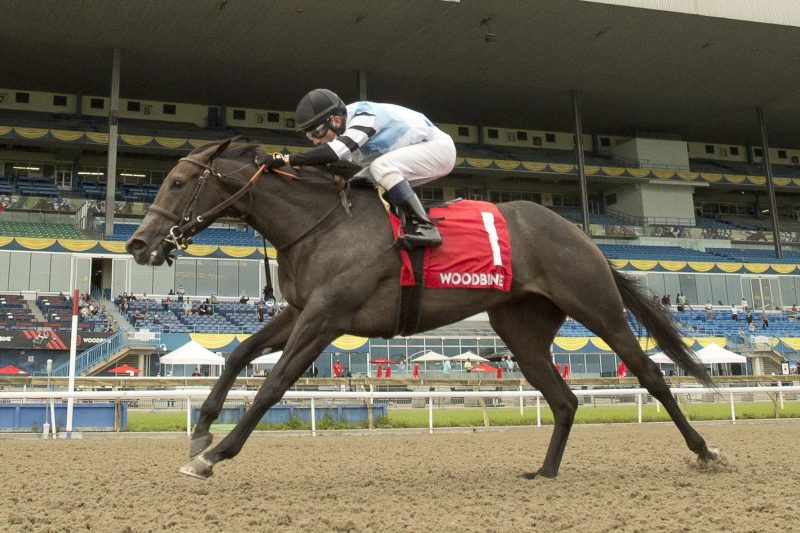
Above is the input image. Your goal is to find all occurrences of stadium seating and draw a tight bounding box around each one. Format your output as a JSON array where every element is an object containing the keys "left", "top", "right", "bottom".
[
  {"left": 102, "top": 222, "right": 263, "bottom": 246},
  {"left": 0, "top": 221, "right": 87, "bottom": 239}
]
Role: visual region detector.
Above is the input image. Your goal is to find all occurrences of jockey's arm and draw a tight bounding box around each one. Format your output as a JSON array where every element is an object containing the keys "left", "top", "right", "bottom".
[{"left": 289, "top": 112, "right": 377, "bottom": 167}]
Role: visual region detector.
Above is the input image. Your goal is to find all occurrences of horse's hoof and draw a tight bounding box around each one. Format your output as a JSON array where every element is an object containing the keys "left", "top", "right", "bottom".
[
  {"left": 519, "top": 469, "right": 557, "bottom": 480},
  {"left": 189, "top": 433, "right": 213, "bottom": 459},
  {"left": 179, "top": 454, "right": 214, "bottom": 480},
  {"left": 689, "top": 447, "right": 729, "bottom": 472}
]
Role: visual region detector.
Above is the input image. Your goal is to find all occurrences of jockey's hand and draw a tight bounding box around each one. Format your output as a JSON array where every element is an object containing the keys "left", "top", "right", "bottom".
[{"left": 255, "top": 153, "right": 289, "bottom": 169}]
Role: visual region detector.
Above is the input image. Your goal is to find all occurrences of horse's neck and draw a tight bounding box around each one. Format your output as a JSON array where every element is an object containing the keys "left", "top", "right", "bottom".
[{"left": 240, "top": 167, "right": 379, "bottom": 253}]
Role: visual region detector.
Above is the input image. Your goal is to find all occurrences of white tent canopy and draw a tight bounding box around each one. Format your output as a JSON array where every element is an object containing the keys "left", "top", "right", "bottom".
[
  {"left": 412, "top": 351, "right": 450, "bottom": 362},
  {"left": 450, "top": 351, "right": 488, "bottom": 362},
  {"left": 650, "top": 343, "right": 745, "bottom": 365},
  {"left": 695, "top": 343, "right": 746, "bottom": 364},
  {"left": 160, "top": 340, "right": 225, "bottom": 366},
  {"left": 251, "top": 351, "right": 283, "bottom": 365}
]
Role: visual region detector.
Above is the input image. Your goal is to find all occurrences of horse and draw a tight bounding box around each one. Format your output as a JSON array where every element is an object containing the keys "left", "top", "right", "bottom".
[{"left": 125, "top": 139, "right": 724, "bottom": 479}]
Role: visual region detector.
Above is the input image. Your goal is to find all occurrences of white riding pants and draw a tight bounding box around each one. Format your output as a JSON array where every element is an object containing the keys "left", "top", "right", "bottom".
[{"left": 357, "top": 128, "right": 456, "bottom": 190}]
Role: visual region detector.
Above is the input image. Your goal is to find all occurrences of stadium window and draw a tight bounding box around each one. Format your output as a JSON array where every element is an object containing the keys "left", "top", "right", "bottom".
[
  {"left": 754, "top": 148, "right": 763, "bottom": 157},
  {"left": 600, "top": 137, "right": 611, "bottom": 147},
  {"left": 778, "top": 150, "right": 787, "bottom": 159},
  {"left": 516, "top": 131, "right": 528, "bottom": 142},
  {"left": 15, "top": 92, "right": 29, "bottom": 104},
  {"left": 606, "top": 193, "right": 617, "bottom": 206},
  {"left": 792, "top": 156, "right": 799, "bottom": 164},
  {"left": 487, "top": 129, "right": 498, "bottom": 139},
  {"left": 285, "top": 118, "right": 295, "bottom": 128},
  {"left": 545, "top": 133, "right": 556, "bottom": 143},
  {"left": 705, "top": 144, "right": 715, "bottom": 154},
  {"left": 729, "top": 146, "right": 739, "bottom": 156},
  {"left": 127, "top": 101, "right": 141, "bottom": 112},
  {"left": 506, "top": 132, "right": 515, "bottom": 142},
  {"left": 457, "top": 126, "right": 469, "bottom": 137},
  {"left": 162, "top": 104, "right": 176, "bottom": 115},
  {"left": 532, "top": 136, "right": 542, "bottom": 146},
  {"left": 90, "top": 98, "right": 104, "bottom": 110},
  {"left": 53, "top": 95, "right": 67, "bottom": 107},
  {"left": 266, "top": 112, "right": 279, "bottom": 123},
  {"left": 232, "top": 109, "right": 246, "bottom": 120},
  {"left": 420, "top": 187, "right": 443, "bottom": 201}
]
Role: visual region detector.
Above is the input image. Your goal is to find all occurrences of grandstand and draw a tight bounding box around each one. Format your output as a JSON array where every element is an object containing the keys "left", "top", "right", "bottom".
[{"left": 1, "top": 1, "right": 800, "bottom": 377}]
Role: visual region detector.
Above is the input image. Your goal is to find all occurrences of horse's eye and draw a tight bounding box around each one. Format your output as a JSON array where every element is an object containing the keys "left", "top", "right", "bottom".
[{"left": 172, "top": 180, "right": 185, "bottom": 189}]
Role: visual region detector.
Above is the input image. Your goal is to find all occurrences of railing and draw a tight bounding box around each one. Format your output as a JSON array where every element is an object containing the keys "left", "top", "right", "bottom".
[
  {"left": 2, "top": 385, "right": 798, "bottom": 437},
  {"left": 50, "top": 330, "right": 126, "bottom": 377}
]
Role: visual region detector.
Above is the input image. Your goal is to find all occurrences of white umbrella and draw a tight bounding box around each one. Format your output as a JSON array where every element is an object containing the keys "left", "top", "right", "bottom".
[
  {"left": 251, "top": 351, "right": 284, "bottom": 365},
  {"left": 412, "top": 351, "right": 450, "bottom": 362},
  {"left": 450, "top": 351, "right": 488, "bottom": 362}
]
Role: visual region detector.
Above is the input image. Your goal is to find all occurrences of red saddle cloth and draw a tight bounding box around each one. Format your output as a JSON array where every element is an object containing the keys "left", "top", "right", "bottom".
[{"left": 389, "top": 200, "right": 512, "bottom": 291}]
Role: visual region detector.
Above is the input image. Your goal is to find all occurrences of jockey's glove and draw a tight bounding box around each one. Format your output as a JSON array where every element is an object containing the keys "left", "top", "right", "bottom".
[{"left": 255, "top": 152, "right": 289, "bottom": 169}]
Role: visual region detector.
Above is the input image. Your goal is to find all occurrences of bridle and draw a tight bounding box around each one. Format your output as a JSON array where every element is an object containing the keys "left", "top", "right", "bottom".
[
  {"left": 147, "top": 155, "right": 266, "bottom": 250},
  {"left": 146, "top": 152, "right": 352, "bottom": 256}
]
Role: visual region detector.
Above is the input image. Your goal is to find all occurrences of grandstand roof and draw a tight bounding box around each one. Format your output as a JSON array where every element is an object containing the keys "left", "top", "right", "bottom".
[{"left": 3, "top": 0, "right": 800, "bottom": 146}]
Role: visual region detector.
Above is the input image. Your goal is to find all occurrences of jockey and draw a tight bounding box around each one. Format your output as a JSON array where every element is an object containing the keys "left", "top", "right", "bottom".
[{"left": 256, "top": 89, "right": 456, "bottom": 250}]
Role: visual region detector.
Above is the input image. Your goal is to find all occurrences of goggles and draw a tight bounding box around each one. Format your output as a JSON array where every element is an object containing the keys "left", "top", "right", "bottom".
[{"left": 305, "top": 122, "right": 330, "bottom": 140}]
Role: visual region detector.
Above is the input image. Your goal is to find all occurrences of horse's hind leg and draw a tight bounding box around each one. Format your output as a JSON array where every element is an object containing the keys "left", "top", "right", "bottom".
[
  {"left": 488, "top": 296, "right": 575, "bottom": 478},
  {"left": 576, "top": 310, "right": 717, "bottom": 463},
  {"left": 189, "top": 307, "right": 298, "bottom": 459}
]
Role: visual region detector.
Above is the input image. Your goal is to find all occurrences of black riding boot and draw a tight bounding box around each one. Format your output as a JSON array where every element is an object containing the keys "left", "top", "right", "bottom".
[{"left": 385, "top": 181, "right": 442, "bottom": 250}]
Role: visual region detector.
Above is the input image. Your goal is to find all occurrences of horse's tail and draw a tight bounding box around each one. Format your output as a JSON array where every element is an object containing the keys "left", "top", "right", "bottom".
[{"left": 612, "top": 268, "right": 713, "bottom": 388}]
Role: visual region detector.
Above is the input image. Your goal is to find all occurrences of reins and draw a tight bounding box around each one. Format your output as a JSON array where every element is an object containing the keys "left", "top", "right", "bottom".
[{"left": 147, "top": 152, "right": 352, "bottom": 253}]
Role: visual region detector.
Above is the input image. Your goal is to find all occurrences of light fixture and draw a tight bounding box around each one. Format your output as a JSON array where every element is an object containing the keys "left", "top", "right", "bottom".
[
  {"left": 78, "top": 171, "right": 104, "bottom": 176},
  {"left": 13, "top": 166, "right": 40, "bottom": 171},
  {"left": 121, "top": 173, "right": 146, "bottom": 178}
]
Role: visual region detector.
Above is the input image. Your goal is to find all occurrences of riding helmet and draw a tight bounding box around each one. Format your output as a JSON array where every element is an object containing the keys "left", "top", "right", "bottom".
[{"left": 294, "top": 89, "right": 346, "bottom": 132}]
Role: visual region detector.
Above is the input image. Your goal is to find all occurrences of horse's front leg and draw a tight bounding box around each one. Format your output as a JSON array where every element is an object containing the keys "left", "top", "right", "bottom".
[
  {"left": 180, "top": 305, "right": 339, "bottom": 479},
  {"left": 189, "top": 307, "right": 298, "bottom": 459}
]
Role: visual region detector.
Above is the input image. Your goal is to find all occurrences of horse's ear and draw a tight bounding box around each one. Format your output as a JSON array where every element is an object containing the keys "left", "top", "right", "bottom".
[{"left": 211, "top": 138, "right": 233, "bottom": 159}]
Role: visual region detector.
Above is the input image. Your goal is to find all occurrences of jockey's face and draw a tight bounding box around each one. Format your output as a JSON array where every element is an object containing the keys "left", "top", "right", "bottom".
[{"left": 308, "top": 115, "right": 344, "bottom": 146}]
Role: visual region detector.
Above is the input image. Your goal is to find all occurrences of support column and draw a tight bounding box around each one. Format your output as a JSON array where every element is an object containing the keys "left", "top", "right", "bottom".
[
  {"left": 357, "top": 70, "right": 368, "bottom": 100},
  {"left": 757, "top": 107, "right": 782, "bottom": 259},
  {"left": 105, "top": 47, "right": 121, "bottom": 236},
  {"left": 572, "top": 90, "right": 590, "bottom": 235}
]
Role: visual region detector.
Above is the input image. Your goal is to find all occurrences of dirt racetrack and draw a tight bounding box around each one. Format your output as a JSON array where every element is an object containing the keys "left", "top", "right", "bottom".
[{"left": 0, "top": 420, "right": 798, "bottom": 532}]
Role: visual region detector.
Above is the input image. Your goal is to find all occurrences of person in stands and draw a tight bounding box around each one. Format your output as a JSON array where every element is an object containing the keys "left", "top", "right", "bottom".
[{"left": 255, "top": 89, "right": 456, "bottom": 250}]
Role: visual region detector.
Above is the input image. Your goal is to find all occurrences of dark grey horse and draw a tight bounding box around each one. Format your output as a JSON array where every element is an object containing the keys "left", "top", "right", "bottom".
[{"left": 125, "top": 139, "right": 723, "bottom": 479}]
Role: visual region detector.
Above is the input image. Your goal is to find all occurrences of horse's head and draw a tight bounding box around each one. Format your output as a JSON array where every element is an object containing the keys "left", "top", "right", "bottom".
[{"left": 126, "top": 138, "right": 255, "bottom": 266}]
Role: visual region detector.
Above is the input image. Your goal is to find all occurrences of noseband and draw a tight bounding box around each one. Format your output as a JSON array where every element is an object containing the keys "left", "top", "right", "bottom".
[{"left": 147, "top": 156, "right": 266, "bottom": 250}]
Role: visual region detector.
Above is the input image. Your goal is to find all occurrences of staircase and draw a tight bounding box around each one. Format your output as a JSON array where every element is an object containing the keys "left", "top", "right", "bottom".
[{"left": 51, "top": 329, "right": 158, "bottom": 376}]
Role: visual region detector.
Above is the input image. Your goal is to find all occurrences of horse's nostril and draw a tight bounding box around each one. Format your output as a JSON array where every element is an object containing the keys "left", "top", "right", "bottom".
[{"left": 126, "top": 238, "right": 146, "bottom": 255}]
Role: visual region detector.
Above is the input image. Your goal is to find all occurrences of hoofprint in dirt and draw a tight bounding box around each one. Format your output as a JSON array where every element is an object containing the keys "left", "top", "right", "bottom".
[{"left": 0, "top": 421, "right": 797, "bottom": 532}]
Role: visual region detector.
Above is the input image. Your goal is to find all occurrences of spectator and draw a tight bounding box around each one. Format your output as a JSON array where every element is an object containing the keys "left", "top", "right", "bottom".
[
  {"left": 239, "top": 292, "right": 249, "bottom": 304},
  {"left": 748, "top": 321, "right": 756, "bottom": 333},
  {"left": 210, "top": 293, "right": 218, "bottom": 305},
  {"left": 263, "top": 285, "right": 275, "bottom": 302},
  {"left": 442, "top": 357, "right": 451, "bottom": 375},
  {"left": 741, "top": 297, "right": 749, "bottom": 312},
  {"left": 191, "top": 368, "right": 201, "bottom": 377},
  {"left": 177, "top": 286, "right": 185, "bottom": 302},
  {"left": 762, "top": 313, "right": 769, "bottom": 329},
  {"left": 183, "top": 300, "right": 191, "bottom": 317},
  {"left": 333, "top": 359, "right": 344, "bottom": 377},
  {"left": 731, "top": 305, "right": 738, "bottom": 321},
  {"left": 168, "top": 288, "right": 175, "bottom": 296},
  {"left": 705, "top": 301, "right": 713, "bottom": 320},
  {"left": 162, "top": 296, "right": 172, "bottom": 311},
  {"left": 257, "top": 300, "right": 265, "bottom": 322}
]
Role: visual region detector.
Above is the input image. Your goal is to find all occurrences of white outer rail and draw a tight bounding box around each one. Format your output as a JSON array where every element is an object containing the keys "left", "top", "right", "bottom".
[{"left": 2, "top": 385, "right": 798, "bottom": 437}]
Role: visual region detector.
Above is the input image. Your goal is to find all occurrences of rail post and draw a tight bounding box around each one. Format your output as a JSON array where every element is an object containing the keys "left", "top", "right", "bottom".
[
  {"left": 186, "top": 394, "right": 192, "bottom": 437},
  {"left": 536, "top": 395, "right": 541, "bottom": 427},
  {"left": 730, "top": 393, "right": 736, "bottom": 424},
  {"left": 310, "top": 397, "right": 316, "bottom": 436},
  {"left": 637, "top": 393, "right": 642, "bottom": 424}
]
